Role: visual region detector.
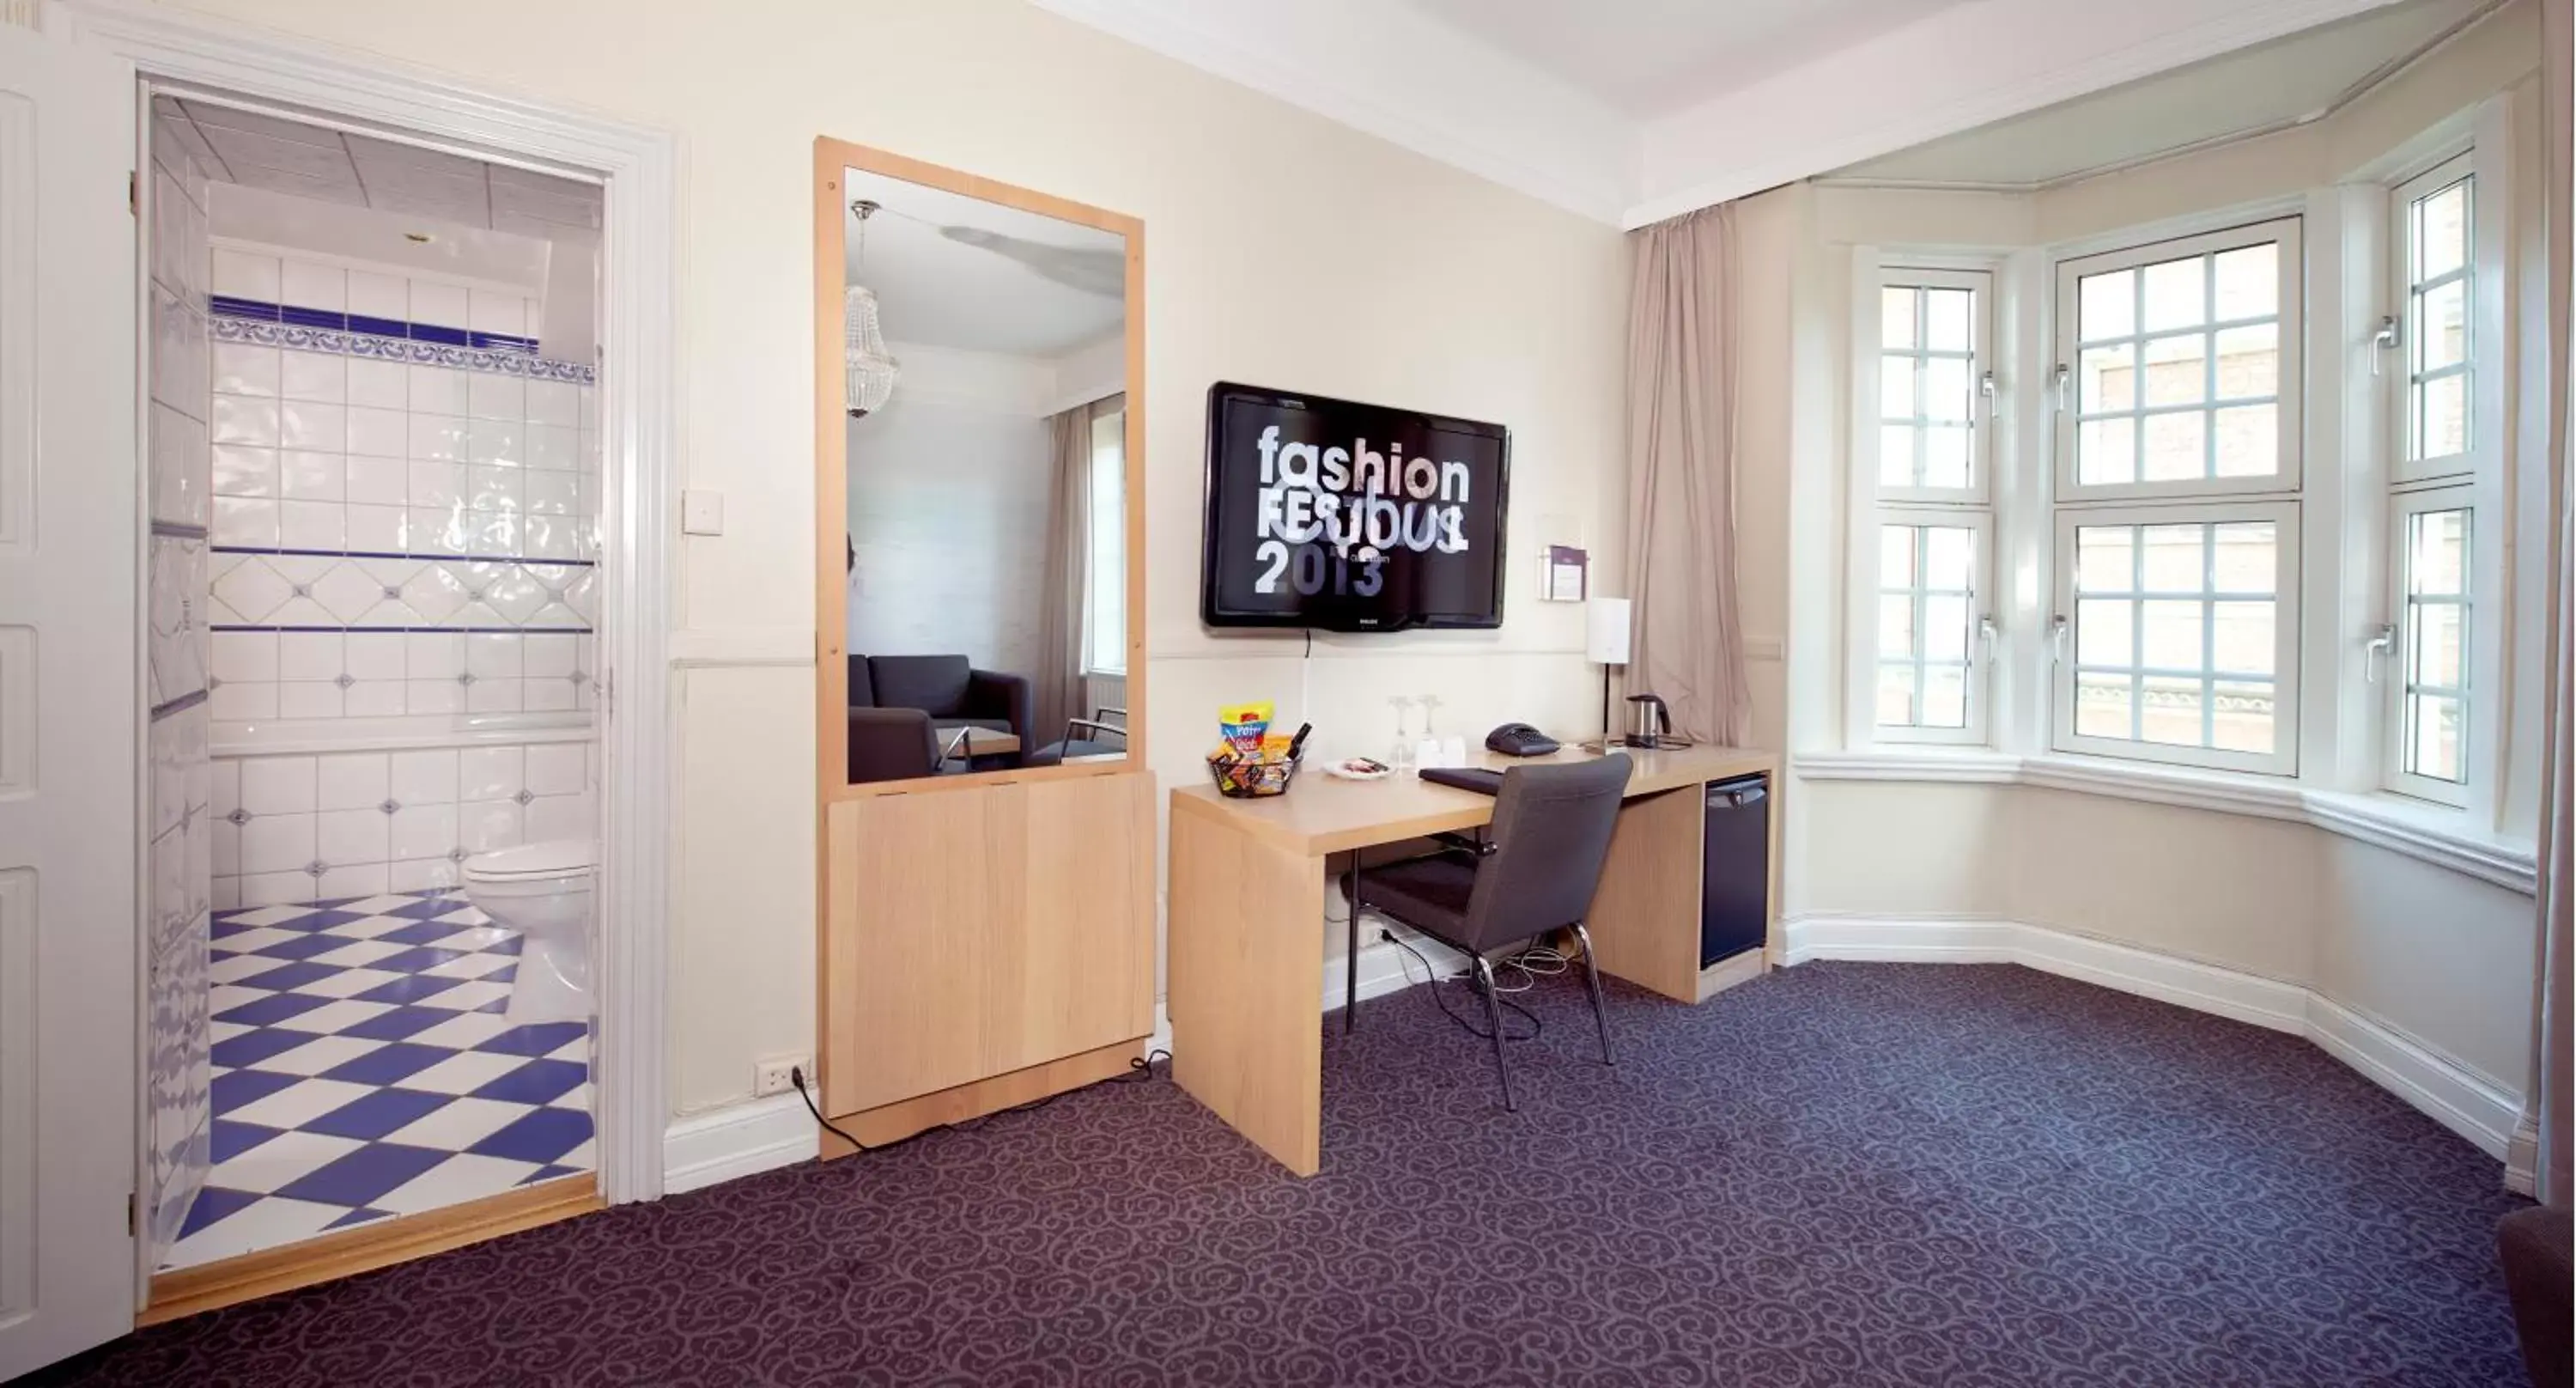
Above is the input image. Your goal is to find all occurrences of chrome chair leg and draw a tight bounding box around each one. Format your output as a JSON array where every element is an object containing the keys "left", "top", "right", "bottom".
[
  {"left": 1345, "top": 861, "right": 1360, "bottom": 1032},
  {"left": 1473, "top": 956, "right": 1515, "bottom": 1111},
  {"left": 1571, "top": 922, "right": 1613, "bottom": 1067}
]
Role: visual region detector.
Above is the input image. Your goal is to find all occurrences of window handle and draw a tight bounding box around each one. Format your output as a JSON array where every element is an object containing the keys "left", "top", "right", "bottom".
[
  {"left": 1979, "top": 369, "right": 1998, "bottom": 420},
  {"left": 2049, "top": 613, "right": 2069, "bottom": 665},
  {"left": 2365, "top": 623, "right": 2397, "bottom": 683},
  {"left": 1978, "top": 613, "right": 2000, "bottom": 664},
  {"left": 2052, "top": 363, "right": 2071, "bottom": 411},
  {"left": 2371, "top": 316, "right": 2400, "bottom": 378}
]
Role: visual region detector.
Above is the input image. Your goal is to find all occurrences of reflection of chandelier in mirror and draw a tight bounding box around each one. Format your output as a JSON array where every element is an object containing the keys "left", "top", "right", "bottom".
[{"left": 845, "top": 198, "right": 899, "bottom": 418}]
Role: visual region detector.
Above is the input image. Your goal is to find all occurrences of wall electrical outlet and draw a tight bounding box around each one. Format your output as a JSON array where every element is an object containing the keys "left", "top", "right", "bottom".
[{"left": 754, "top": 1054, "right": 811, "bottom": 1098}]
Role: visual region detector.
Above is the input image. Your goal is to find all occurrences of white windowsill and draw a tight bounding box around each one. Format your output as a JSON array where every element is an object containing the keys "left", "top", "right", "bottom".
[{"left": 1795, "top": 748, "right": 2538, "bottom": 895}]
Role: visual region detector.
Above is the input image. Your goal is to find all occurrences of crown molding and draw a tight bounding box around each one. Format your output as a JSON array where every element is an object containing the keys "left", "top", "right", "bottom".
[{"left": 1025, "top": 0, "right": 1635, "bottom": 225}]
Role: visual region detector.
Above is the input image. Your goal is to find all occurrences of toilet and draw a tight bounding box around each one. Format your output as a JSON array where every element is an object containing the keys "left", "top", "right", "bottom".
[{"left": 460, "top": 839, "right": 597, "bottom": 1025}]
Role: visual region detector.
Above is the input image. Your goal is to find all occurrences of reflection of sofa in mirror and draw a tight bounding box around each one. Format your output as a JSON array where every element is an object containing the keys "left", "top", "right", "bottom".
[
  {"left": 1026, "top": 706, "right": 1125, "bottom": 767},
  {"left": 845, "top": 654, "right": 1030, "bottom": 781}
]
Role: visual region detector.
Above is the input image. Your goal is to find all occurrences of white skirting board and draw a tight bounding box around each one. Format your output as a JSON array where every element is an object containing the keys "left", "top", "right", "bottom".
[{"left": 1782, "top": 916, "right": 2524, "bottom": 1160}]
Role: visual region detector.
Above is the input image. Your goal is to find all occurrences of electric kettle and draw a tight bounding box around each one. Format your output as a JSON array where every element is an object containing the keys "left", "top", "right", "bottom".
[{"left": 1623, "top": 693, "right": 1673, "bottom": 748}]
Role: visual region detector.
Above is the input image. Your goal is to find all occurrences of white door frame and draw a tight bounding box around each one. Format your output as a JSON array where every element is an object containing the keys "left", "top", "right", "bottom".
[{"left": 59, "top": 0, "right": 677, "bottom": 1207}]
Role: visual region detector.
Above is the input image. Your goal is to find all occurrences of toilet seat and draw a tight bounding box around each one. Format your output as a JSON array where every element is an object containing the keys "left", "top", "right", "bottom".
[{"left": 463, "top": 838, "right": 596, "bottom": 883}]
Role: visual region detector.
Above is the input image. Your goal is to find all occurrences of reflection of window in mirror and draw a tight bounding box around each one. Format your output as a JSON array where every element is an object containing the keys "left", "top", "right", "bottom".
[{"left": 1084, "top": 403, "right": 1127, "bottom": 677}]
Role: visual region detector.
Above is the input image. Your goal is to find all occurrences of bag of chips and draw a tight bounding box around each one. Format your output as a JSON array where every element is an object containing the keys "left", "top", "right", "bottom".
[{"left": 1218, "top": 701, "right": 1273, "bottom": 757}]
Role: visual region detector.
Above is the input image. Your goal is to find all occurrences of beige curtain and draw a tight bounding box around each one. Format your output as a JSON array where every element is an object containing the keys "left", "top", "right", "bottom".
[
  {"left": 1035, "top": 403, "right": 1092, "bottom": 750},
  {"left": 1625, "top": 204, "right": 1754, "bottom": 747},
  {"left": 2519, "top": 0, "right": 2573, "bottom": 1208}
]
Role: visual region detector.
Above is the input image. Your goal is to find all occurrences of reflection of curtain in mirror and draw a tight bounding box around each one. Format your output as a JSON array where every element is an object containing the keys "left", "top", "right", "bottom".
[{"left": 1036, "top": 402, "right": 1094, "bottom": 748}]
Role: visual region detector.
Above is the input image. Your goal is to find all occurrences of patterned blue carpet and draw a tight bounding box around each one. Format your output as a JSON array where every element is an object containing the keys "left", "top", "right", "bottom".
[{"left": 45, "top": 962, "right": 2528, "bottom": 1385}]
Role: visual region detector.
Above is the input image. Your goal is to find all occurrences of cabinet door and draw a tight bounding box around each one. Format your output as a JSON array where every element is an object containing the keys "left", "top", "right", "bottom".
[{"left": 823, "top": 770, "right": 1153, "bottom": 1114}]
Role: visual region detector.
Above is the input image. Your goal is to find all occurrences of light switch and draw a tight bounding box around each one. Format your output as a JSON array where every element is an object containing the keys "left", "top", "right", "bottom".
[{"left": 681, "top": 489, "right": 724, "bottom": 536}]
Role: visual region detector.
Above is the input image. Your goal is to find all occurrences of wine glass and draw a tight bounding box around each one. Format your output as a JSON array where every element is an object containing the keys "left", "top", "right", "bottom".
[
  {"left": 1387, "top": 695, "right": 1417, "bottom": 771},
  {"left": 1417, "top": 694, "right": 1446, "bottom": 767}
]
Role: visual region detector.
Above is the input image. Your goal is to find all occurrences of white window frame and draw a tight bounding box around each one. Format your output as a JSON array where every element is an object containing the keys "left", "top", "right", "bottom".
[
  {"left": 2053, "top": 217, "right": 2305, "bottom": 503},
  {"left": 2050, "top": 498, "right": 2303, "bottom": 776},
  {"left": 2381, "top": 484, "right": 2473, "bottom": 806},
  {"left": 1867, "top": 508, "right": 1994, "bottom": 746},
  {"left": 1871, "top": 267, "right": 1995, "bottom": 505},
  {"left": 2386, "top": 153, "right": 2476, "bottom": 486},
  {"left": 1081, "top": 397, "right": 1127, "bottom": 678}
]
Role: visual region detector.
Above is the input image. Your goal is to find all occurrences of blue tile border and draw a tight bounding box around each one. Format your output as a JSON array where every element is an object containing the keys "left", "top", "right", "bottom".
[{"left": 209, "top": 307, "right": 596, "bottom": 386}]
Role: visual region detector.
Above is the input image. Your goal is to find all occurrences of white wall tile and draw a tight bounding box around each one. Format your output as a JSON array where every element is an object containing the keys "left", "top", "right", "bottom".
[
  {"left": 345, "top": 681, "right": 407, "bottom": 717},
  {"left": 279, "top": 401, "right": 345, "bottom": 453},
  {"left": 408, "top": 460, "right": 463, "bottom": 509},
  {"left": 277, "top": 681, "right": 342, "bottom": 719},
  {"left": 317, "top": 807, "right": 389, "bottom": 867},
  {"left": 389, "top": 748, "right": 459, "bottom": 807},
  {"left": 210, "top": 875, "right": 241, "bottom": 913},
  {"left": 239, "top": 811, "right": 314, "bottom": 875},
  {"left": 347, "top": 454, "right": 407, "bottom": 507},
  {"left": 404, "top": 631, "right": 463, "bottom": 679},
  {"left": 408, "top": 366, "right": 467, "bottom": 417},
  {"left": 458, "top": 746, "right": 522, "bottom": 801},
  {"left": 388, "top": 802, "right": 457, "bottom": 861},
  {"left": 467, "top": 289, "right": 525, "bottom": 339},
  {"left": 239, "top": 871, "right": 313, "bottom": 909},
  {"left": 277, "top": 632, "right": 343, "bottom": 682},
  {"left": 465, "top": 633, "right": 521, "bottom": 680},
  {"left": 210, "top": 631, "right": 277, "bottom": 683},
  {"left": 209, "top": 760, "right": 240, "bottom": 819},
  {"left": 523, "top": 633, "right": 576, "bottom": 679},
  {"left": 467, "top": 374, "right": 523, "bottom": 422},
  {"left": 526, "top": 791, "right": 595, "bottom": 843},
  {"left": 209, "top": 680, "right": 276, "bottom": 721},
  {"left": 210, "top": 817, "right": 239, "bottom": 877},
  {"left": 344, "top": 633, "right": 405, "bottom": 681},
  {"left": 279, "top": 351, "right": 344, "bottom": 404},
  {"left": 212, "top": 344, "right": 280, "bottom": 397},
  {"left": 212, "top": 395, "right": 281, "bottom": 447},
  {"left": 279, "top": 259, "right": 345, "bottom": 313},
  {"left": 347, "top": 405, "right": 406, "bottom": 458},
  {"left": 211, "top": 444, "right": 277, "bottom": 499},
  {"left": 525, "top": 423, "right": 577, "bottom": 470},
  {"left": 525, "top": 743, "right": 585, "bottom": 796},
  {"left": 523, "top": 472, "right": 577, "bottom": 516},
  {"left": 410, "top": 415, "right": 468, "bottom": 462},
  {"left": 277, "top": 499, "right": 344, "bottom": 551},
  {"left": 522, "top": 679, "right": 575, "bottom": 712},
  {"left": 315, "top": 752, "right": 388, "bottom": 811},
  {"left": 317, "top": 864, "right": 389, "bottom": 901},
  {"left": 458, "top": 799, "right": 523, "bottom": 855},
  {"left": 211, "top": 248, "right": 281, "bottom": 301},
  {"left": 465, "top": 678, "right": 523, "bottom": 714},
  {"left": 239, "top": 757, "right": 316, "bottom": 815},
  {"left": 277, "top": 450, "right": 344, "bottom": 502},
  {"left": 386, "top": 858, "right": 457, "bottom": 894},
  {"left": 211, "top": 496, "right": 279, "bottom": 548},
  {"left": 464, "top": 466, "right": 519, "bottom": 514},
  {"left": 467, "top": 421, "right": 522, "bottom": 467},
  {"left": 348, "top": 271, "right": 407, "bottom": 322},
  {"left": 346, "top": 502, "right": 407, "bottom": 551},
  {"left": 346, "top": 357, "right": 406, "bottom": 409},
  {"left": 410, "top": 281, "right": 469, "bottom": 330},
  {"left": 525, "top": 380, "right": 577, "bottom": 427}
]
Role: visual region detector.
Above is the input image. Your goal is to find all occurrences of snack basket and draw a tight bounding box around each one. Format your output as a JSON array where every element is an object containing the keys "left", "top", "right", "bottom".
[{"left": 1206, "top": 747, "right": 1303, "bottom": 798}]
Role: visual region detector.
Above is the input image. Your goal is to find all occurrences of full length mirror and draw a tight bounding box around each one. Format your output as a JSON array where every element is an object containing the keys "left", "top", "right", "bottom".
[{"left": 817, "top": 149, "right": 1142, "bottom": 789}]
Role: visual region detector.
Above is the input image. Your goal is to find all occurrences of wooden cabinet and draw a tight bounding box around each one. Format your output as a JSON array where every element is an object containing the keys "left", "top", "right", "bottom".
[{"left": 819, "top": 770, "right": 1156, "bottom": 1121}]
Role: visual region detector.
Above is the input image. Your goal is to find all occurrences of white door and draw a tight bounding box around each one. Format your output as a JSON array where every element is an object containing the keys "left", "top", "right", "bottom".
[{"left": 0, "top": 21, "right": 140, "bottom": 1381}]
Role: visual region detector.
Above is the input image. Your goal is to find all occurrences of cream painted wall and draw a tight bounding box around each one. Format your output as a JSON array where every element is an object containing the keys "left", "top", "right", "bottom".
[
  {"left": 167, "top": 0, "right": 1631, "bottom": 1117},
  {"left": 1756, "top": 4, "right": 2547, "bottom": 1105}
]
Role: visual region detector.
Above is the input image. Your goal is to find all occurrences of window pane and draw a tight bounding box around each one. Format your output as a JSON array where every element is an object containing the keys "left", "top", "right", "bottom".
[
  {"left": 2142, "top": 256, "right": 2205, "bottom": 331},
  {"left": 2141, "top": 600, "right": 2203, "bottom": 668},
  {"left": 2212, "top": 244, "right": 2277, "bottom": 320},
  {"left": 1924, "top": 527, "right": 1974, "bottom": 592},
  {"left": 1086, "top": 410, "right": 1127, "bottom": 673},
  {"left": 2410, "top": 601, "right": 2464, "bottom": 688},
  {"left": 2417, "top": 181, "right": 2469, "bottom": 279},
  {"left": 2142, "top": 333, "right": 2208, "bottom": 406},
  {"left": 2408, "top": 692, "right": 2464, "bottom": 781},
  {"left": 1880, "top": 356, "right": 1917, "bottom": 419},
  {"left": 2418, "top": 280, "right": 2469, "bottom": 372},
  {"left": 1876, "top": 662, "right": 1918, "bottom": 726},
  {"left": 1925, "top": 594, "right": 1971, "bottom": 661},
  {"left": 2212, "top": 600, "right": 2275, "bottom": 676},
  {"left": 2080, "top": 344, "right": 2136, "bottom": 412},
  {"left": 2078, "top": 269, "right": 2135, "bottom": 340},
  {"left": 2075, "top": 526, "right": 2134, "bottom": 593},
  {"left": 2419, "top": 374, "right": 2468, "bottom": 460},
  {"left": 1923, "top": 289, "right": 1971, "bottom": 351},
  {"left": 1922, "top": 666, "right": 1968, "bottom": 729},
  {"left": 1879, "top": 524, "right": 1917, "bottom": 583},
  {"left": 1880, "top": 287, "right": 1917, "bottom": 350},
  {"left": 2141, "top": 411, "right": 2206, "bottom": 483},
  {"left": 1880, "top": 424, "right": 1917, "bottom": 487},
  {"left": 2409, "top": 509, "right": 2467, "bottom": 594},
  {"left": 2077, "top": 417, "right": 2136, "bottom": 486},
  {"left": 2076, "top": 673, "right": 2135, "bottom": 737},
  {"left": 2213, "top": 681, "right": 2275, "bottom": 753},
  {"left": 1923, "top": 357, "right": 1973, "bottom": 423},
  {"left": 2213, "top": 404, "right": 2278, "bottom": 478},
  {"left": 2140, "top": 675, "right": 2206, "bottom": 746},
  {"left": 2140, "top": 525, "right": 2205, "bottom": 592},
  {"left": 2214, "top": 323, "right": 2277, "bottom": 399},
  {"left": 2075, "top": 598, "right": 2133, "bottom": 667},
  {"left": 1877, "top": 594, "right": 1917, "bottom": 659},
  {"left": 1921, "top": 426, "right": 1971, "bottom": 489},
  {"left": 2211, "top": 522, "right": 2276, "bottom": 594}
]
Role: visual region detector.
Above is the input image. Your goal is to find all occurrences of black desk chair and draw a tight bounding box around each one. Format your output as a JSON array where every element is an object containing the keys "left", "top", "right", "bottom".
[{"left": 1342, "top": 754, "right": 1631, "bottom": 1111}]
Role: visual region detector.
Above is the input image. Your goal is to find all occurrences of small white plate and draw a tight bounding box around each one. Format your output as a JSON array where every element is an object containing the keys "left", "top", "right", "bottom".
[{"left": 1324, "top": 760, "right": 1391, "bottom": 781}]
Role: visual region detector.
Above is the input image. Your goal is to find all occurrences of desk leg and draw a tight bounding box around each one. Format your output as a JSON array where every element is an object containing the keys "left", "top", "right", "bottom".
[
  {"left": 1168, "top": 807, "right": 1327, "bottom": 1177},
  {"left": 1345, "top": 859, "right": 1359, "bottom": 1032}
]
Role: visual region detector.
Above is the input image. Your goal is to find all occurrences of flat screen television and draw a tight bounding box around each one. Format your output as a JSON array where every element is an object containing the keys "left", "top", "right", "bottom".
[{"left": 1199, "top": 381, "right": 1510, "bottom": 631}]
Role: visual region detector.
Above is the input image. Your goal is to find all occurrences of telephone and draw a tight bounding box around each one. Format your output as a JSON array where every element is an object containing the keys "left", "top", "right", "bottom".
[{"left": 1483, "top": 722, "right": 1562, "bottom": 758}]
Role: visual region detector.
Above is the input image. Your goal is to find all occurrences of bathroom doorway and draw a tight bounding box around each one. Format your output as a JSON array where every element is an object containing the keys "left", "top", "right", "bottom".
[{"left": 136, "top": 82, "right": 614, "bottom": 1311}]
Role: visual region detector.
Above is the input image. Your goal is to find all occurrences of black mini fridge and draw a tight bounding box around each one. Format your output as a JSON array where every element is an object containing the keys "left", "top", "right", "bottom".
[{"left": 1701, "top": 775, "right": 1770, "bottom": 967}]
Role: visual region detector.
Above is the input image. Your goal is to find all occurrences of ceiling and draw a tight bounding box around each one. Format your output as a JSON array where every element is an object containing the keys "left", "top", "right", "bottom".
[
  {"left": 1828, "top": 0, "right": 2494, "bottom": 187},
  {"left": 842, "top": 167, "right": 1126, "bottom": 360},
  {"left": 1397, "top": 0, "right": 1973, "bottom": 119},
  {"left": 153, "top": 95, "right": 601, "bottom": 240}
]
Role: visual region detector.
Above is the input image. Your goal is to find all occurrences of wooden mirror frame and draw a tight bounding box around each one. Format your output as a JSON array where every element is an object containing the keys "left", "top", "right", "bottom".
[{"left": 811, "top": 137, "right": 1146, "bottom": 806}]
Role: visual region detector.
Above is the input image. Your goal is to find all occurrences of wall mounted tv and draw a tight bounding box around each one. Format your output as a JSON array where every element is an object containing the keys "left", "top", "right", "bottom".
[{"left": 1199, "top": 381, "right": 1510, "bottom": 632}]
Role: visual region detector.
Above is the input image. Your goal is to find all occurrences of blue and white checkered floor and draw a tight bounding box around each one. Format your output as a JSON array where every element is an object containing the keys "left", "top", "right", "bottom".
[{"left": 168, "top": 891, "right": 592, "bottom": 1271}]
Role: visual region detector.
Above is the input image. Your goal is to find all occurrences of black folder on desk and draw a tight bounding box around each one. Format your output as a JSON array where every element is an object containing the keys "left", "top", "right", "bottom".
[{"left": 1419, "top": 766, "right": 1504, "bottom": 796}]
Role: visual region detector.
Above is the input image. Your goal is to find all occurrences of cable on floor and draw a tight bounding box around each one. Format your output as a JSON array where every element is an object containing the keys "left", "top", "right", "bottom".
[
  {"left": 791, "top": 1050, "right": 1174, "bottom": 1153},
  {"left": 1382, "top": 929, "right": 1540, "bottom": 1043}
]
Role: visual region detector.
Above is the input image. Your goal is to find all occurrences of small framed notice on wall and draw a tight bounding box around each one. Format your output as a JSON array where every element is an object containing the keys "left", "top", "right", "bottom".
[{"left": 1540, "top": 545, "right": 1588, "bottom": 602}]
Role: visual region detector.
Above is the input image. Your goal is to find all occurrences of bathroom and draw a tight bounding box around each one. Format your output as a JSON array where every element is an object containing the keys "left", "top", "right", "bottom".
[{"left": 145, "top": 93, "right": 609, "bottom": 1275}]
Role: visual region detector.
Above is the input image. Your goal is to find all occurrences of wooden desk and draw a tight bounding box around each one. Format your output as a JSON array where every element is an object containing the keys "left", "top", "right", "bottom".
[{"left": 1167, "top": 743, "right": 1780, "bottom": 1176}]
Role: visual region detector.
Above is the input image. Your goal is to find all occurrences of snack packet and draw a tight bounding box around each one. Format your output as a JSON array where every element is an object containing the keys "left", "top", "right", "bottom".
[{"left": 1218, "top": 701, "right": 1273, "bottom": 757}]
